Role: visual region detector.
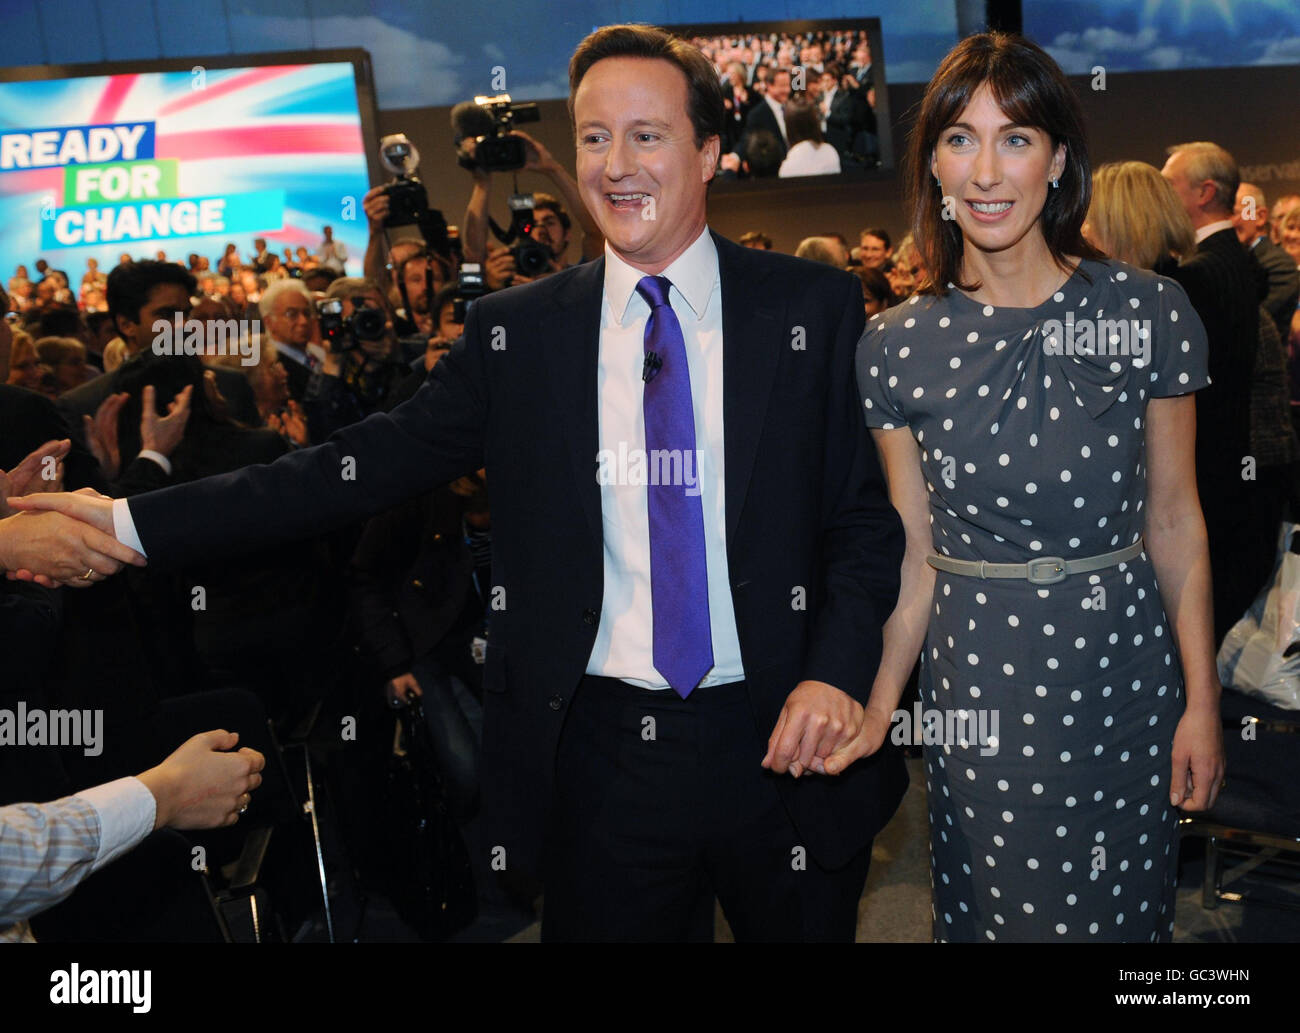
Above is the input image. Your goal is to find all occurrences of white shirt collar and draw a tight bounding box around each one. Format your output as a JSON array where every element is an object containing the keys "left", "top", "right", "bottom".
[
  {"left": 1195, "top": 218, "right": 1235, "bottom": 243},
  {"left": 604, "top": 226, "right": 718, "bottom": 326}
]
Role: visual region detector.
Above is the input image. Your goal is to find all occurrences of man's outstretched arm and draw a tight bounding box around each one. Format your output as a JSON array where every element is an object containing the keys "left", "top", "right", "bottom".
[{"left": 7, "top": 303, "right": 493, "bottom": 580}]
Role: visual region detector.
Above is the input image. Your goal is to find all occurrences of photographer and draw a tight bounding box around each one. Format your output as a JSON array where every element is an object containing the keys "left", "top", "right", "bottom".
[
  {"left": 303, "top": 277, "right": 409, "bottom": 443},
  {"left": 460, "top": 128, "right": 602, "bottom": 286}
]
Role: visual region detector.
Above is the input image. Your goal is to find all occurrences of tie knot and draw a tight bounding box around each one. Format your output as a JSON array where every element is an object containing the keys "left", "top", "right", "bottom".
[{"left": 636, "top": 275, "right": 673, "bottom": 310}]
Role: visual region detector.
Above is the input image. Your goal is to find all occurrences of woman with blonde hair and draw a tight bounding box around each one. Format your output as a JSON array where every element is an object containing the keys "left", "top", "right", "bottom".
[
  {"left": 1085, "top": 161, "right": 1195, "bottom": 272},
  {"left": 6, "top": 329, "right": 47, "bottom": 393},
  {"left": 34, "top": 335, "right": 90, "bottom": 394}
]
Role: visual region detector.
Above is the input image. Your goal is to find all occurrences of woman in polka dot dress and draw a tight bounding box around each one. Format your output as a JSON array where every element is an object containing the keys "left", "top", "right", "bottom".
[{"left": 823, "top": 33, "right": 1225, "bottom": 942}]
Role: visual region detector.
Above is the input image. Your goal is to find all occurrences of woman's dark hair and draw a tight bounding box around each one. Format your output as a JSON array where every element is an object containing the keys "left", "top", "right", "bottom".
[
  {"left": 114, "top": 353, "right": 237, "bottom": 480},
  {"left": 906, "top": 31, "right": 1103, "bottom": 295},
  {"left": 854, "top": 265, "right": 895, "bottom": 307},
  {"left": 784, "top": 97, "right": 825, "bottom": 148},
  {"left": 568, "top": 24, "right": 725, "bottom": 150}
]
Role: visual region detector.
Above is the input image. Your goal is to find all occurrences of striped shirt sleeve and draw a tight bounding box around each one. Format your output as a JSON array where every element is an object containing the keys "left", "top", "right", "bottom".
[{"left": 0, "top": 776, "right": 156, "bottom": 939}]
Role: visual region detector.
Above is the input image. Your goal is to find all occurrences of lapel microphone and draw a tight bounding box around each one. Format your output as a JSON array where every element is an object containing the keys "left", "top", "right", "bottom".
[{"left": 642, "top": 351, "right": 663, "bottom": 383}]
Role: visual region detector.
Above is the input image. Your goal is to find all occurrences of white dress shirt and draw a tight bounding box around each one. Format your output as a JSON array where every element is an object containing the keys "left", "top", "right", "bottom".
[
  {"left": 1195, "top": 218, "right": 1236, "bottom": 243},
  {"left": 111, "top": 227, "right": 748, "bottom": 690},
  {"left": 765, "top": 94, "right": 789, "bottom": 146},
  {"left": 586, "top": 227, "right": 745, "bottom": 689},
  {"left": 1, "top": 776, "right": 156, "bottom": 941},
  {"left": 779, "top": 141, "right": 842, "bottom": 178}
]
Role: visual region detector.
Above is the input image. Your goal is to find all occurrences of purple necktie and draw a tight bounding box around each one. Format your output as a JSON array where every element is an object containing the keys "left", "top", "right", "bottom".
[{"left": 636, "top": 275, "right": 713, "bottom": 698}]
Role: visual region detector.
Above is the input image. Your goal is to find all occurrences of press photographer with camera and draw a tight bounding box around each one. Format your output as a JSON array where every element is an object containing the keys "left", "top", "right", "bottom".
[
  {"left": 361, "top": 133, "right": 458, "bottom": 318},
  {"left": 454, "top": 94, "right": 602, "bottom": 287},
  {"left": 303, "top": 277, "right": 409, "bottom": 442}
]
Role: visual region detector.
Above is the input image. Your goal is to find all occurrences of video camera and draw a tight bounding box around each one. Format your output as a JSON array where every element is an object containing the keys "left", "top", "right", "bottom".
[
  {"left": 378, "top": 133, "right": 452, "bottom": 260},
  {"left": 453, "top": 94, "right": 540, "bottom": 174}
]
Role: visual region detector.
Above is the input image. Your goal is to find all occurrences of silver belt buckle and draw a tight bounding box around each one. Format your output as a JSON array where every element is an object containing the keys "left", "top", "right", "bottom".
[{"left": 1026, "top": 556, "right": 1067, "bottom": 585}]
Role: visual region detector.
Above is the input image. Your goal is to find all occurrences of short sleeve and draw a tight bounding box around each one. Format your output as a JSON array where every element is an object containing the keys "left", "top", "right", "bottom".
[
  {"left": 855, "top": 320, "right": 908, "bottom": 429},
  {"left": 1146, "top": 275, "right": 1210, "bottom": 398}
]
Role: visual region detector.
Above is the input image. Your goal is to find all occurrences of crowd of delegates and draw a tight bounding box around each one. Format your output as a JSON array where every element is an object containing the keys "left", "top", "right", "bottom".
[
  {"left": 1, "top": 117, "right": 1296, "bottom": 941},
  {"left": 0, "top": 141, "right": 604, "bottom": 940},
  {"left": 685, "top": 28, "right": 879, "bottom": 178}
]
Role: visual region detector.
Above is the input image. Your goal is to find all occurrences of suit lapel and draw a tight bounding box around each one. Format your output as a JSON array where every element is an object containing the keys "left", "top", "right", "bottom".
[
  {"left": 714, "top": 231, "right": 783, "bottom": 545},
  {"left": 549, "top": 238, "right": 784, "bottom": 550},
  {"left": 547, "top": 257, "right": 605, "bottom": 539}
]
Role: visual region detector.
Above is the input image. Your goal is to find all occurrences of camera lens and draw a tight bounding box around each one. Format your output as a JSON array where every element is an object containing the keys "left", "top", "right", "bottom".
[{"left": 352, "top": 306, "right": 388, "bottom": 340}]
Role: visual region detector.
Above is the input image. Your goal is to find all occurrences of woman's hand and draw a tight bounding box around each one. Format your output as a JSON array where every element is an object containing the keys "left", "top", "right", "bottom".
[{"left": 1170, "top": 701, "right": 1225, "bottom": 811}]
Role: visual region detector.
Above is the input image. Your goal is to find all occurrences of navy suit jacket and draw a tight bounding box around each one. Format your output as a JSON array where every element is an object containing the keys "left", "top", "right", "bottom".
[{"left": 127, "top": 231, "right": 908, "bottom": 876}]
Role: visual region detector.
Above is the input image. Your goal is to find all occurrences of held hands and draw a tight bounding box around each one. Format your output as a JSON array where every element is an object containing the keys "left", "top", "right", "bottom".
[{"left": 763, "top": 680, "right": 882, "bottom": 778}]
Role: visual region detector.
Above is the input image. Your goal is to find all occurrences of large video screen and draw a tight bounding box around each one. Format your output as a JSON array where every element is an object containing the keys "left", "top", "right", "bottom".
[
  {"left": 663, "top": 18, "right": 893, "bottom": 187},
  {"left": 0, "top": 55, "right": 375, "bottom": 281}
]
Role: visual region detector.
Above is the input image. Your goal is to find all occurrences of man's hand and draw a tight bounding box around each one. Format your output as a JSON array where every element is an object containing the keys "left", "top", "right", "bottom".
[
  {"left": 267, "top": 399, "right": 309, "bottom": 446},
  {"left": 84, "top": 392, "right": 127, "bottom": 480},
  {"left": 424, "top": 336, "right": 452, "bottom": 372},
  {"left": 136, "top": 730, "right": 265, "bottom": 830},
  {"left": 484, "top": 248, "right": 518, "bottom": 290},
  {"left": 1170, "top": 703, "right": 1226, "bottom": 812},
  {"left": 762, "top": 680, "right": 863, "bottom": 778},
  {"left": 386, "top": 672, "right": 422, "bottom": 706},
  {"left": 140, "top": 383, "right": 192, "bottom": 456},
  {"left": 816, "top": 703, "right": 894, "bottom": 776},
  {"left": 0, "top": 438, "right": 70, "bottom": 517},
  {"left": 513, "top": 129, "right": 558, "bottom": 175},
  {"left": 0, "top": 492, "right": 145, "bottom": 587},
  {"left": 362, "top": 184, "right": 390, "bottom": 231}
]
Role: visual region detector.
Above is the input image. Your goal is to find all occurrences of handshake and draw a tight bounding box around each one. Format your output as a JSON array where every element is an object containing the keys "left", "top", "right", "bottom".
[{"left": 0, "top": 478, "right": 140, "bottom": 589}]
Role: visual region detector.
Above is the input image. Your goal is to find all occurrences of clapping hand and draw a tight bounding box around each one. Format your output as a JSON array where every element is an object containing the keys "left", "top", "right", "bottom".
[
  {"left": 84, "top": 392, "right": 127, "bottom": 480},
  {"left": 267, "top": 399, "right": 308, "bottom": 446},
  {"left": 0, "top": 438, "right": 70, "bottom": 518}
]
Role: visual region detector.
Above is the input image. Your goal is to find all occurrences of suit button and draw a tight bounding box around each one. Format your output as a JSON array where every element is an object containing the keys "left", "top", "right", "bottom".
[
  {"left": 582, "top": 608, "right": 597, "bottom": 625},
  {"left": 549, "top": 695, "right": 564, "bottom": 711},
  {"left": 433, "top": 533, "right": 443, "bottom": 542},
  {"left": 411, "top": 579, "right": 423, "bottom": 589}
]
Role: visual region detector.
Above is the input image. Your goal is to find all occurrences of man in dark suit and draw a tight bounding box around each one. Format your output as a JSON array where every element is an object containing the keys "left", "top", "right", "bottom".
[
  {"left": 1235, "top": 181, "right": 1300, "bottom": 342},
  {"left": 733, "top": 66, "right": 792, "bottom": 173},
  {"left": 818, "top": 64, "right": 876, "bottom": 167},
  {"left": 1162, "top": 142, "right": 1265, "bottom": 641},
  {"left": 57, "top": 261, "right": 260, "bottom": 435},
  {"left": 12, "top": 24, "right": 907, "bottom": 942}
]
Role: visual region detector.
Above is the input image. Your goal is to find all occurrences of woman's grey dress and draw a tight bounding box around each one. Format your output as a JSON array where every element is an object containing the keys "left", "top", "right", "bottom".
[{"left": 857, "top": 258, "right": 1210, "bottom": 942}]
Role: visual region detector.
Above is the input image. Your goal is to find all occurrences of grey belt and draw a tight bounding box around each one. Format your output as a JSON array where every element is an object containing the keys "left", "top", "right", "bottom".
[{"left": 926, "top": 538, "right": 1144, "bottom": 586}]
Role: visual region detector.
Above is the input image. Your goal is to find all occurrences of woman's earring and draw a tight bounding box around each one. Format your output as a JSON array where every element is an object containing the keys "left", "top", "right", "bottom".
[{"left": 1051, "top": 178, "right": 1060, "bottom": 189}]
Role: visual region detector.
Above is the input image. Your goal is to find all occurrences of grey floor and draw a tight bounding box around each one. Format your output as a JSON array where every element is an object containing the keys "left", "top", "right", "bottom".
[{"left": 498, "top": 756, "right": 1300, "bottom": 943}]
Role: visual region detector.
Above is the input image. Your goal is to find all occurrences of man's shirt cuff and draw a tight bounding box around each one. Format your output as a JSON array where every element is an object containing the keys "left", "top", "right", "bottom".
[
  {"left": 111, "top": 498, "right": 147, "bottom": 558},
  {"left": 75, "top": 777, "right": 156, "bottom": 870},
  {"left": 136, "top": 449, "right": 172, "bottom": 475}
]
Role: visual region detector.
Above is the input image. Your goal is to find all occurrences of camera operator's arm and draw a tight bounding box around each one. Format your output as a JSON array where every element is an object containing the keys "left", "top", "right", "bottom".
[
  {"left": 460, "top": 141, "right": 493, "bottom": 266},
  {"left": 362, "top": 186, "right": 392, "bottom": 288},
  {"left": 513, "top": 130, "right": 603, "bottom": 261}
]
